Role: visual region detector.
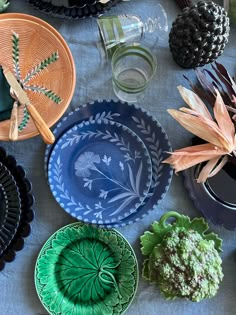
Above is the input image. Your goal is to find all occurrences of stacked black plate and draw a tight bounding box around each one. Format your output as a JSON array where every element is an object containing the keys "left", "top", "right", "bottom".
[
  {"left": 27, "top": 0, "right": 122, "bottom": 19},
  {"left": 0, "top": 147, "right": 34, "bottom": 271}
]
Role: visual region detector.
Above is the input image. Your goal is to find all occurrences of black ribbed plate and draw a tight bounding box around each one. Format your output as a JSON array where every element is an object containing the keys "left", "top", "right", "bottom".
[
  {"left": 27, "top": 0, "right": 122, "bottom": 19},
  {"left": 0, "top": 147, "right": 34, "bottom": 271},
  {"left": 0, "top": 162, "right": 21, "bottom": 256}
]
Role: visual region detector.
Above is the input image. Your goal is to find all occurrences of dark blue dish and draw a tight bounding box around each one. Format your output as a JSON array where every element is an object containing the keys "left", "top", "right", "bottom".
[
  {"left": 45, "top": 99, "right": 173, "bottom": 227},
  {"left": 183, "top": 163, "right": 236, "bottom": 230},
  {"left": 48, "top": 120, "right": 152, "bottom": 224}
]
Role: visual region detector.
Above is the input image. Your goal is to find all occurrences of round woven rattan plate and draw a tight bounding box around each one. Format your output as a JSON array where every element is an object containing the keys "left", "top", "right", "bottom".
[{"left": 0, "top": 13, "right": 76, "bottom": 141}]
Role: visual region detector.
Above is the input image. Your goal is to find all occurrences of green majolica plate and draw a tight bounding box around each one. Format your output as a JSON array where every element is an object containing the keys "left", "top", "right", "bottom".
[{"left": 35, "top": 222, "right": 138, "bottom": 315}]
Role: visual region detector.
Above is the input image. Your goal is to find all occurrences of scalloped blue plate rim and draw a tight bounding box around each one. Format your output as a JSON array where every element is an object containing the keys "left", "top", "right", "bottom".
[{"left": 45, "top": 99, "right": 173, "bottom": 228}]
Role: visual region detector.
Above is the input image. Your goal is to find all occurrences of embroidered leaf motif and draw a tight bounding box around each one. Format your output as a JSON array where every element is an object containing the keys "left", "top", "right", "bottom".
[
  {"left": 11, "top": 33, "right": 62, "bottom": 132},
  {"left": 25, "top": 85, "right": 62, "bottom": 104},
  {"left": 23, "top": 51, "right": 59, "bottom": 84},
  {"left": 12, "top": 31, "right": 21, "bottom": 81},
  {"left": 18, "top": 106, "right": 30, "bottom": 131}
]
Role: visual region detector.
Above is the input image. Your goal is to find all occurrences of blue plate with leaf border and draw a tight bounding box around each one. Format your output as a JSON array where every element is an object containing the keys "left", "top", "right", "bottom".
[
  {"left": 48, "top": 119, "right": 152, "bottom": 225},
  {"left": 45, "top": 99, "right": 173, "bottom": 227}
]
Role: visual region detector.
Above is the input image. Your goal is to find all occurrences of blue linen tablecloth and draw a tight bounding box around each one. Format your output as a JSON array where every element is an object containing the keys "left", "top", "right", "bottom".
[{"left": 1, "top": 0, "right": 236, "bottom": 314}]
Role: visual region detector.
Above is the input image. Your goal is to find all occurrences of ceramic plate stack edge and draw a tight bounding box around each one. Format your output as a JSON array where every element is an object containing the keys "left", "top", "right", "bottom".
[
  {"left": 0, "top": 146, "right": 34, "bottom": 271},
  {"left": 0, "top": 161, "right": 21, "bottom": 256},
  {"left": 27, "top": 0, "right": 122, "bottom": 19},
  {"left": 45, "top": 99, "right": 173, "bottom": 227}
]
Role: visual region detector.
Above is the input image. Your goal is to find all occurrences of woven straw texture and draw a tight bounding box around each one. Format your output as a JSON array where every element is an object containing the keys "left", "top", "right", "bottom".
[{"left": 0, "top": 13, "right": 76, "bottom": 140}]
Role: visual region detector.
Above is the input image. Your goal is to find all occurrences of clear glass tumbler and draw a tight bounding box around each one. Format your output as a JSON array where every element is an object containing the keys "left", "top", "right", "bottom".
[
  {"left": 97, "top": 3, "right": 168, "bottom": 57},
  {"left": 111, "top": 44, "right": 157, "bottom": 103}
]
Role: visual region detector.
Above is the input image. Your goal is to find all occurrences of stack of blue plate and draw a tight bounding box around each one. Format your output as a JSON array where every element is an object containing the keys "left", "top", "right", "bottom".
[{"left": 45, "top": 100, "right": 173, "bottom": 227}]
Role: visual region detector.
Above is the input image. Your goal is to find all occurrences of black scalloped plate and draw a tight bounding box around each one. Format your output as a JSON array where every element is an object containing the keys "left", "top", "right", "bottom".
[
  {"left": 27, "top": 0, "right": 122, "bottom": 19},
  {"left": 0, "top": 147, "right": 34, "bottom": 271},
  {"left": 182, "top": 137, "right": 236, "bottom": 230},
  {"left": 0, "top": 161, "right": 21, "bottom": 256},
  {"left": 183, "top": 164, "right": 236, "bottom": 231}
]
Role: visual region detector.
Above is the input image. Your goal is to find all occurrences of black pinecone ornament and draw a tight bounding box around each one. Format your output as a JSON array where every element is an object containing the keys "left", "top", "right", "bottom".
[{"left": 169, "top": 1, "right": 230, "bottom": 68}]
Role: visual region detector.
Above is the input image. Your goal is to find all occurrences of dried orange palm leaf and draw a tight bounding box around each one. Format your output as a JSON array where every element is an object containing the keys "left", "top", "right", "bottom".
[
  {"left": 164, "top": 87, "right": 236, "bottom": 183},
  {"left": 163, "top": 143, "right": 227, "bottom": 173},
  {"left": 167, "top": 109, "right": 230, "bottom": 149},
  {"left": 214, "top": 90, "right": 235, "bottom": 145},
  {"left": 197, "top": 156, "right": 222, "bottom": 183},
  {"left": 163, "top": 153, "right": 221, "bottom": 173},
  {"left": 207, "top": 155, "right": 229, "bottom": 178},
  {"left": 177, "top": 86, "right": 213, "bottom": 120},
  {"left": 167, "top": 143, "right": 227, "bottom": 155}
]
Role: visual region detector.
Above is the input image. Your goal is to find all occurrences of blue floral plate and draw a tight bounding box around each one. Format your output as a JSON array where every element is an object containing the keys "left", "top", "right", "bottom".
[
  {"left": 45, "top": 100, "right": 173, "bottom": 227},
  {"left": 48, "top": 120, "right": 152, "bottom": 224}
]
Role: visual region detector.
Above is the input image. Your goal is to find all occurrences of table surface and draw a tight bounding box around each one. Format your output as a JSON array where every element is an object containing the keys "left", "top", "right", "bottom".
[{"left": 1, "top": 1, "right": 236, "bottom": 315}]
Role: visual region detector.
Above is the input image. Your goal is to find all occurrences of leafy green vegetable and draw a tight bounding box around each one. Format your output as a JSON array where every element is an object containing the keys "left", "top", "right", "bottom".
[{"left": 140, "top": 211, "right": 223, "bottom": 302}]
